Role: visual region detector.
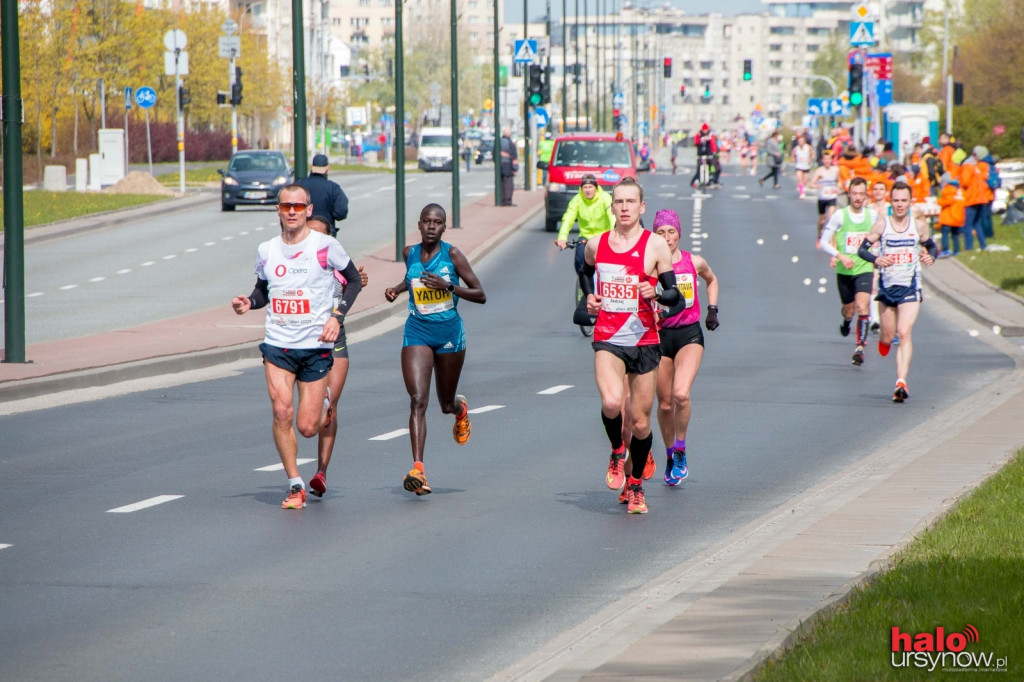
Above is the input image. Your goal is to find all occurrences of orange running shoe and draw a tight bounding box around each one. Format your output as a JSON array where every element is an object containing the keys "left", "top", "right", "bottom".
[
  {"left": 618, "top": 486, "right": 630, "bottom": 504},
  {"left": 627, "top": 483, "right": 648, "bottom": 514},
  {"left": 606, "top": 450, "right": 626, "bottom": 490},
  {"left": 281, "top": 484, "right": 307, "bottom": 509},
  {"left": 642, "top": 451, "right": 655, "bottom": 480},
  {"left": 452, "top": 395, "right": 471, "bottom": 445},
  {"left": 403, "top": 467, "right": 432, "bottom": 495},
  {"left": 893, "top": 381, "right": 909, "bottom": 403}
]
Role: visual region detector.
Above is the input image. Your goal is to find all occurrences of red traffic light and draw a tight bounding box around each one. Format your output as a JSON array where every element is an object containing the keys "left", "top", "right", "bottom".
[
  {"left": 613, "top": 108, "right": 620, "bottom": 117},
  {"left": 679, "top": 84, "right": 686, "bottom": 96},
  {"left": 663, "top": 57, "right": 672, "bottom": 78}
]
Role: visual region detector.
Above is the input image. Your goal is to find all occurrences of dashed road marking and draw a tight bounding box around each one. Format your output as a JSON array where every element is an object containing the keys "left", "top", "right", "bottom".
[
  {"left": 468, "top": 405, "right": 504, "bottom": 414},
  {"left": 107, "top": 495, "right": 184, "bottom": 513},
  {"left": 59, "top": 284, "right": 78, "bottom": 291},
  {"left": 204, "top": 242, "right": 216, "bottom": 246},
  {"left": 141, "top": 261, "right": 155, "bottom": 267},
  {"left": 185, "top": 248, "right": 197, "bottom": 253},
  {"left": 89, "top": 276, "right": 106, "bottom": 282},
  {"left": 162, "top": 255, "right": 176, "bottom": 260},
  {"left": 27, "top": 292, "right": 44, "bottom": 298},
  {"left": 221, "top": 236, "right": 233, "bottom": 241},
  {"left": 0, "top": 544, "right": 11, "bottom": 550},
  {"left": 370, "top": 428, "right": 410, "bottom": 441},
  {"left": 254, "top": 458, "right": 315, "bottom": 472},
  {"left": 538, "top": 385, "right": 573, "bottom": 395},
  {"left": 117, "top": 269, "right": 132, "bottom": 274}
]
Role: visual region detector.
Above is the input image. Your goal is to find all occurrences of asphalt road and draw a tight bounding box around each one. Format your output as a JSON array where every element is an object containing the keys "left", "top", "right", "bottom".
[
  {"left": 0, "top": 168, "right": 1012, "bottom": 681},
  {"left": 2, "top": 168, "right": 501, "bottom": 345}
]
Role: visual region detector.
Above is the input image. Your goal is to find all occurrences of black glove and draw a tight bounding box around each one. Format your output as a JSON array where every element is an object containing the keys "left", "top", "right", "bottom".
[{"left": 705, "top": 305, "right": 719, "bottom": 331}]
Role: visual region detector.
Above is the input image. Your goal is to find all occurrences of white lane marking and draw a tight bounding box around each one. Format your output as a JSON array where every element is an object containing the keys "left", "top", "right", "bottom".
[
  {"left": 370, "top": 428, "right": 410, "bottom": 441},
  {"left": 141, "top": 261, "right": 155, "bottom": 266},
  {"left": 374, "top": 187, "right": 391, "bottom": 194},
  {"left": 791, "top": 256, "right": 800, "bottom": 263},
  {"left": 468, "top": 405, "right": 504, "bottom": 414},
  {"left": 162, "top": 255, "right": 176, "bottom": 260},
  {"left": 204, "top": 242, "right": 216, "bottom": 246},
  {"left": 107, "top": 495, "right": 184, "bottom": 513},
  {"left": 692, "top": 247, "right": 702, "bottom": 252},
  {"left": 968, "top": 329, "right": 980, "bottom": 337},
  {"left": 818, "top": 277, "right": 827, "bottom": 285},
  {"left": 756, "top": 239, "right": 764, "bottom": 245},
  {"left": 0, "top": 544, "right": 11, "bottom": 550},
  {"left": 59, "top": 284, "right": 78, "bottom": 290},
  {"left": 781, "top": 234, "right": 789, "bottom": 241},
  {"left": 817, "top": 286, "right": 827, "bottom": 293},
  {"left": 254, "top": 458, "right": 315, "bottom": 472},
  {"left": 27, "top": 292, "right": 44, "bottom": 298},
  {"left": 694, "top": 198, "right": 702, "bottom": 212},
  {"left": 117, "top": 268, "right": 132, "bottom": 274},
  {"left": 255, "top": 226, "right": 265, "bottom": 231},
  {"left": 993, "top": 325, "right": 1002, "bottom": 335},
  {"left": 90, "top": 276, "right": 106, "bottom": 282},
  {"left": 735, "top": 185, "right": 747, "bottom": 190},
  {"left": 732, "top": 194, "right": 751, "bottom": 199},
  {"left": 803, "top": 278, "right": 812, "bottom": 285},
  {"left": 766, "top": 195, "right": 779, "bottom": 200},
  {"left": 465, "top": 191, "right": 488, "bottom": 198},
  {"left": 185, "top": 248, "right": 198, "bottom": 253},
  {"left": 691, "top": 240, "right": 702, "bottom": 245},
  {"left": 538, "top": 385, "right": 573, "bottom": 395},
  {"left": 221, "top": 236, "right": 233, "bottom": 241},
  {"left": 239, "top": 231, "right": 249, "bottom": 236}
]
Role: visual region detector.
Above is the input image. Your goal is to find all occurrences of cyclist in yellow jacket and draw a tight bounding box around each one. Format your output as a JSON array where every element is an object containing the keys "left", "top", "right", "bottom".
[{"left": 555, "top": 173, "right": 615, "bottom": 274}]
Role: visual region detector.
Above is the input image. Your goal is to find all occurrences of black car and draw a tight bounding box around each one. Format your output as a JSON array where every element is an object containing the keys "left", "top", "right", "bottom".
[
  {"left": 474, "top": 138, "right": 495, "bottom": 164},
  {"left": 219, "top": 151, "right": 292, "bottom": 211}
]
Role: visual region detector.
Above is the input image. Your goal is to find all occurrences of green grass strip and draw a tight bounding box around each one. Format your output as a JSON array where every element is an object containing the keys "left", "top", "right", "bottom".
[
  {"left": 954, "top": 215, "right": 1024, "bottom": 298},
  {"left": 756, "top": 449, "right": 1024, "bottom": 680},
  {"left": 0, "top": 191, "right": 168, "bottom": 231}
]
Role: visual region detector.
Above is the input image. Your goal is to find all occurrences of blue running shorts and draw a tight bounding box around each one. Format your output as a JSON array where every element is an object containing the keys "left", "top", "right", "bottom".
[{"left": 403, "top": 314, "right": 466, "bottom": 353}]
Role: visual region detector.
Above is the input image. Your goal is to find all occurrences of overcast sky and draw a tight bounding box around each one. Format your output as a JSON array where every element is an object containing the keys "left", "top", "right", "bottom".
[{"left": 509, "top": 0, "right": 767, "bottom": 23}]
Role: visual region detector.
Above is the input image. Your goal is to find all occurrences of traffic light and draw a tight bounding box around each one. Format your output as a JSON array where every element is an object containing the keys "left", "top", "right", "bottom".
[
  {"left": 217, "top": 91, "right": 228, "bottom": 106},
  {"left": 953, "top": 81, "right": 964, "bottom": 105},
  {"left": 612, "top": 108, "right": 621, "bottom": 130},
  {"left": 231, "top": 66, "right": 244, "bottom": 106},
  {"left": 680, "top": 84, "right": 686, "bottom": 98},
  {"left": 541, "top": 66, "right": 552, "bottom": 104},
  {"left": 178, "top": 84, "right": 190, "bottom": 111},
  {"left": 743, "top": 59, "right": 752, "bottom": 81},
  {"left": 528, "top": 64, "right": 544, "bottom": 106},
  {"left": 848, "top": 63, "right": 864, "bottom": 107},
  {"left": 663, "top": 57, "right": 672, "bottom": 79},
  {"left": 703, "top": 83, "right": 711, "bottom": 101}
]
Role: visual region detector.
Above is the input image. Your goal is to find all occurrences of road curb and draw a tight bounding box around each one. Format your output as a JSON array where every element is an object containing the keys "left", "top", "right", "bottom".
[
  {"left": 0, "top": 191, "right": 216, "bottom": 251},
  {"left": 0, "top": 198, "right": 543, "bottom": 403},
  {"left": 923, "top": 261, "right": 1024, "bottom": 337}
]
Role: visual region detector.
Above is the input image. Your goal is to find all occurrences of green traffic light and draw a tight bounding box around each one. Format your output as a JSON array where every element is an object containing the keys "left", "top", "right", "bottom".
[
  {"left": 850, "top": 92, "right": 863, "bottom": 106},
  {"left": 743, "top": 73, "right": 751, "bottom": 81},
  {"left": 529, "top": 93, "right": 542, "bottom": 106}
]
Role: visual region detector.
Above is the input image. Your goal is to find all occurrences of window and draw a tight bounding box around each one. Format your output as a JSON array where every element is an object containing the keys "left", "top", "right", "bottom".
[
  {"left": 468, "top": 14, "right": 479, "bottom": 23},
  {"left": 769, "top": 60, "right": 783, "bottom": 69},
  {"left": 722, "top": 78, "right": 728, "bottom": 87},
  {"left": 700, "top": 60, "right": 714, "bottom": 69},
  {"left": 807, "top": 27, "right": 830, "bottom": 36},
  {"left": 468, "top": 0, "right": 479, "bottom": 6},
  {"left": 770, "top": 26, "right": 795, "bottom": 35},
  {"left": 381, "top": 16, "right": 393, "bottom": 25},
  {"left": 359, "top": 0, "right": 370, "bottom": 5},
  {"left": 769, "top": 43, "right": 782, "bottom": 52},
  {"left": 332, "top": 17, "right": 341, "bottom": 25},
  {"left": 769, "top": 77, "right": 782, "bottom": 85},
  {"left": 807, "top": 44, "right": 819, "bottom": 52},
  {"left": 683, "top": 60, "right": 693, "bottom": 69},
  {"left": 351, "top": 17, "right": 369, "bottom": 28},
  {"left": 552, "top": 140, "right": 634, "bottom": 168}
]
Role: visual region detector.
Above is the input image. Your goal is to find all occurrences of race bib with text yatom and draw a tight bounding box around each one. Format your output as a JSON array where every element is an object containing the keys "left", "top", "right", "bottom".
[{"left": 411, "top": 277, "right": 455, "bottom": 315}]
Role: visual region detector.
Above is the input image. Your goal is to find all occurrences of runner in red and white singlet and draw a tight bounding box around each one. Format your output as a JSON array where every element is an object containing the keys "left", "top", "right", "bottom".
[{"left": 579, "top": 177, "right": 680, "bottom": 514}]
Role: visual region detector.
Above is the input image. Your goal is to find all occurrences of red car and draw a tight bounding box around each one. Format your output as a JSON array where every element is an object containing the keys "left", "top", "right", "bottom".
[{"left": 537, "top": 133, "right": 641, "bottom": 232}]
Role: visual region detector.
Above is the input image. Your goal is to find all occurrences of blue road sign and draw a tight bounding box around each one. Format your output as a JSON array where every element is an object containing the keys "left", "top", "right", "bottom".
[
  {"left": 513, "top": 39, "right": 538, "bottom": 64},
  {"left": 533, "top": 106, "right": 550, "bottom": 128},
  {"left": 808, "top": 98, "right": 851, "bottom": 117},
  {"left": 135, "top": 86, "right": 157, "bottom": 109},
  {"left": 849, "top": 21, "right": 875, "bottom": 47},
  {"left": 613, "top": 92, "right": 625, "bottom": 107},
  {"left": 124, "top": 86, "right": 133, "bottom": 110}
]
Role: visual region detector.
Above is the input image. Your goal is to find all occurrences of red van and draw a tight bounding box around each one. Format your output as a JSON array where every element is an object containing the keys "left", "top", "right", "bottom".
[{"left": 537, "top": 133, "right": 640, "bottom": 232}]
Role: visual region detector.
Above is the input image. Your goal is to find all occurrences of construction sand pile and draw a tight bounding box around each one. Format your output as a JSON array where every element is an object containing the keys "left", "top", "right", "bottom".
[{"left": 104, "top": 171, "right": 175, "bottom": 196}]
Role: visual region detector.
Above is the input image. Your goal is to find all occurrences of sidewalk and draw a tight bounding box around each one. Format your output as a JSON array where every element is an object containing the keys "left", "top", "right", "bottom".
[{"left": 0, "top": 189, "right": 545, "bottom": 401}]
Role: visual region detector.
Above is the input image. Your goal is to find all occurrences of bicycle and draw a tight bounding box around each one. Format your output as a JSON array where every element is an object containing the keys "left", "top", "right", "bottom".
[
  {"left": 695, "top": 154, "right": 711, "bottom": 190},
  {"left": 565, "top": 238, "right": 596, "bottom": 337}
]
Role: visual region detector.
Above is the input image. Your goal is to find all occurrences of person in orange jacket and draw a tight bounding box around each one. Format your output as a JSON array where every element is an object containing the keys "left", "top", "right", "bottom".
[
  {"left": 936, "top": 173, "right": 965, "bottom": 257},
  {"left": 960, "top": 151, "right": 990, "bottom": 251}
]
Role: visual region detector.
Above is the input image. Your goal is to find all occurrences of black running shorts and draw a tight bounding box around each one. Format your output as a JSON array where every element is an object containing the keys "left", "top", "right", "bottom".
[
  {"left": 817, "top": 198, "right": 837, "bottom": 215},
  {"left": 259, "top": 343, "right": 333, "bottom": 382},
  {"left": 592, "top": 341, "right": 662, "bottom": 375},
  {"left": 659, "top": 322, "right": 704, "bottom": 359},
  {"left": 836, "top": 273, "right": 874, "bottom": 305}
]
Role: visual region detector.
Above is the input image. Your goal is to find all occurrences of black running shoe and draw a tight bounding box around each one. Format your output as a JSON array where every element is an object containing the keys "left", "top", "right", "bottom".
[
  {"left": 852, "top": 347, "right": 865, "bottom": 366},
  {"left": 840, "top": 319, "right": 852, "bottom": 337},
  {"left": 893, "top": 381, "right": 909, "bottom": 403}
]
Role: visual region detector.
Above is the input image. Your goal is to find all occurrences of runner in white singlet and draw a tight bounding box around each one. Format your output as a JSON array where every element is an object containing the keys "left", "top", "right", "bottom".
[{"left": 855, "top": 182, "right": 937, "bottom": 403}]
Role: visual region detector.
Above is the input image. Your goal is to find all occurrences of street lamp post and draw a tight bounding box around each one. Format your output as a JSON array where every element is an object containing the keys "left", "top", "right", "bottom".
[
  {"left": 451, "top": 0, "right": 461, "bottom": 227},
  {"left": 395, "top": 0, "right": 406, "bottom": 258}
]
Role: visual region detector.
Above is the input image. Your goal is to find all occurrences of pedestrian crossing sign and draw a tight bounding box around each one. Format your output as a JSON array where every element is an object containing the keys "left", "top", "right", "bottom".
[
  {"left": 849, "top": 21, "right": 875, "bottom": 47},
  {"left": 514, "top": 39, "right": 538, "bottom": 64}
]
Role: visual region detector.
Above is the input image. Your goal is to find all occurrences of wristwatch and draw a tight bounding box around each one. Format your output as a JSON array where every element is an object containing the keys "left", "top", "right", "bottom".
[
  {"left": 446, "top": 283, "right": 455, "bottom": 293},
  {"left": 331, "top": 312, "right": 345, "bottom": 325}
]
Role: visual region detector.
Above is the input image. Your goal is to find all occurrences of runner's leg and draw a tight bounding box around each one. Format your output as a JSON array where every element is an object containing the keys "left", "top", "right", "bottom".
[
  {"left": 402, "top": 345, "right": 436, "bottom": 463},
  {"left": 894, "top": 302, "right": 921, "bottom": 383},
  {"left": 265, "top": 362, "right": 301, "bottom": 479},
  {"left": 433, "top": 350, "right": 467, "bottom": 415},
  {"left": 316, "top": 357, "right": 348, "bottom": 473},
  {"left": 670, "top": 344, "right": 704, "bottom": 444}
]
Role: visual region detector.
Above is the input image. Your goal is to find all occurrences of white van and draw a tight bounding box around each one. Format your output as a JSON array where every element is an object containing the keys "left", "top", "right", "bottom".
[{"left": 417, "top": 127, "right": 454, "bottom": 172}]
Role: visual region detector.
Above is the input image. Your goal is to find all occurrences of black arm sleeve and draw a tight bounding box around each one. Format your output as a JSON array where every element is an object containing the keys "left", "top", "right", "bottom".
[
  {"left": 337, "top": 260, "right": 362, "bottom": 315},
  {"left": 579, "top": 261, "right": 596, "bottom": 296},
  {"left": 857, "top": 238, "right": 878, "bottom": 264},
  {"left": 655, "top": 271, "right": 681, "bottom": 307},
  {"left": 921, "top": 237, "right": 938, "bottom": 260},
  {"left": 248, "top": 278, "right": 269, "bottom": 309}
]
